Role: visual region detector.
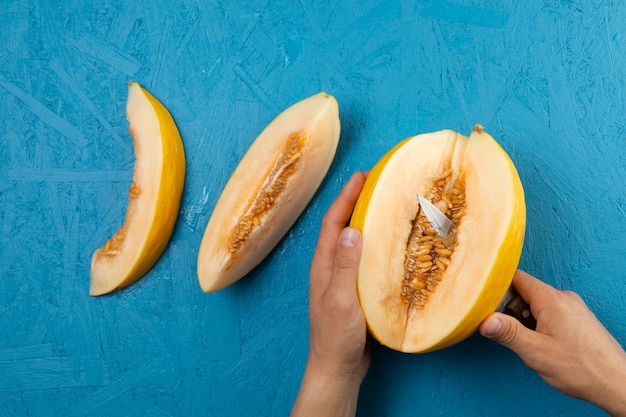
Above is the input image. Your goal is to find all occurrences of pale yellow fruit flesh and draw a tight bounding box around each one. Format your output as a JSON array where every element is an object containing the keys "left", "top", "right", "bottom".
[
  {"left": 351, "top": 126, "right": 525, "bottom": 353},
  {"left": 197, "top": 92, "right": 340, "bottom": 292},
  {"left": 90, "top": 82, "right": 186, "bottom": 296}
]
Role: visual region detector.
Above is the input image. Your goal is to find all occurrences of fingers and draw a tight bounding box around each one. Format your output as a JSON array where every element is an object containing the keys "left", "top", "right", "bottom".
[
  {"left": 319, "top": 172, "right": 366, "bottom": 243},
  {"left": 511, "top": 269, "right": 558, "bottom": 306},
  {"left": 481, "top": 270, "right": 564, "bottom": 362},
  {"left": 480, "top": 270, "right": 552, "bottom": 353},
  {"left": 310, "top": 172, "right": 366, "bottom": 295},
  {"left": 480, "top": 312, "right": 542, "bottom": 355},
  {"left": 326, "top": 227, "right": 362, "bottom": 300}
]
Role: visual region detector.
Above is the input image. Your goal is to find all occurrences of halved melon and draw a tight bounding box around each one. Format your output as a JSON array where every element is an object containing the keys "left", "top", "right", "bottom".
[
  {"left": 197, "top": 92, "right": 340, "bottom": 292},
  {"left": 90, "top": 82, "right": 186, "bottom": 296},
  {"left": 350, "top": 126, "right": 525, "bottom": 353}
]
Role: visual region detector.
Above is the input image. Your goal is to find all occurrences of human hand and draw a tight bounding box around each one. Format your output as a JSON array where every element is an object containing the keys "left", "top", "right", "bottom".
[
  {"left": 480, "top": 270, "right": 626, "bottom": 416},
  {"left": 290, "top": 171, "right": 369, "bottom": 417}
]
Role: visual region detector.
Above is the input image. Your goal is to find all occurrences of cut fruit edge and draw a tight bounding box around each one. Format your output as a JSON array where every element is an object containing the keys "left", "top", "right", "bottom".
[
  {"left": 351, "top": 126, "right": 525, "bottom": 352},
  {"left": 90, "top": 82, "right": 186, "bottom": 296},
  {"left": 197, "top": 92, "right": 340, "bottom": 292}
]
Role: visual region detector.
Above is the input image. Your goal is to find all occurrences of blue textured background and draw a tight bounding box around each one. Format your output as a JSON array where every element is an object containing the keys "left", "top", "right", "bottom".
[{"left": 1, "top": 1, "right": 625, "bottom": 416}]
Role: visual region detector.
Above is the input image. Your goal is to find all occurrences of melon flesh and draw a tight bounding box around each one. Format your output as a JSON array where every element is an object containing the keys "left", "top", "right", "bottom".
[
  {"left": 351, "top": 126, "right": 525, "bottom": 353},
  {"left": 197, "top": 92, "right": 340, "bottom": 292},
  {"left": 90, "top": 82, "right": 186, "bottom": 296}
]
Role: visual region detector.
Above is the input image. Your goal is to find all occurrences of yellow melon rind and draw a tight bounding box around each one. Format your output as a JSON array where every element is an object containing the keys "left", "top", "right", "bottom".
[
  {"left": 351, "top": 127, "right": 525, "bottom": 353},
  {"left": 90, "top": 82, "right": 186, "bottom": 296}
]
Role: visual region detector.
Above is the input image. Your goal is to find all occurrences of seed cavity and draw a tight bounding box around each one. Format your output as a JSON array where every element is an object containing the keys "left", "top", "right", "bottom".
[
  {"left": 401, "top": 167, "right": 466, "bottom": 310},
  {"left": 228, "top": 132, "right": 305, "bottom": 254},
  {"left": 100, "top": 227, "right": 127, "bottom": 256}
]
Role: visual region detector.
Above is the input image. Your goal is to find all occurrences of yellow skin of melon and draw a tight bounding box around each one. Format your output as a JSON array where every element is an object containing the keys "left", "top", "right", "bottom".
[
  {"left": 90, "top": 82, "right": 186, "bottom": 296},
  {"left": 350, "top": 126, "right": 526, "bottom": 353},
  {"left": 197, "top": 92, "right": 340, "bottom": 292}
]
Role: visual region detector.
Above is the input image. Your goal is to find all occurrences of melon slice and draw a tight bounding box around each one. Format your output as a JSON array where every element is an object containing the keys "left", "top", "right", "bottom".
[
  {"left": 90, "top": 82, "right": 186, "bottom": 296},
  {"left": 350, "top": 126, "right": 525, "bottom": 353},
  {"left": 197, "top": 92, "right": 340, "bottom": 292}
]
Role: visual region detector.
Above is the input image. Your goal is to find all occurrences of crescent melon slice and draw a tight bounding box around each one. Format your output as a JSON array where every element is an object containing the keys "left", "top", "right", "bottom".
[{"left": 90, "top": 82, "right": 186, "bottom": 296}]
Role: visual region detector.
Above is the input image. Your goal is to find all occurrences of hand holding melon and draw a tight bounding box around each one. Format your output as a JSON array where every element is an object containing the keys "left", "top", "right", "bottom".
[
  {"left": 291, "top": 172, "right": 370, "bottom": 417},
  {"left": 479, "top": 271, "right": 626, "bottom": 416}
]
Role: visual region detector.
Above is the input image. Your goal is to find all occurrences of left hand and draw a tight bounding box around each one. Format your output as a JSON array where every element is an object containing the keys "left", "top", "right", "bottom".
[
  {"left": 307, "top": 171, "right": 370, "bottom": 384},
  {"left": 290, "top": 171, "right": 370, "bottom": 417}
]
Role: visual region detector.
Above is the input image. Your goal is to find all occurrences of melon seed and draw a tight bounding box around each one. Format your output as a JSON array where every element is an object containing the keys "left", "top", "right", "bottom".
[
  {"left": 401, "top": 167, "right": 467, "bottom": 309},
  {"left": 228, "top": 133, "right": 304, "bottom": 254},
  {"left": 128, "top": 182, "right": 141, "bottom": 198}
]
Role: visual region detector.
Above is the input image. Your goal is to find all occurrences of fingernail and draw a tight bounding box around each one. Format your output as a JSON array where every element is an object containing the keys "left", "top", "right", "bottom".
[
  {"left": 482, "top": 317, "right": 503, "bottom": 338},
  {"left": 340, "top": 227, "right": 360, "bottom": 248}
]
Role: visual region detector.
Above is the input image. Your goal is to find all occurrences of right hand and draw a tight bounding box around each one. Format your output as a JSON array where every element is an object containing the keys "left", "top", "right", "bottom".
[{"left": 480, "top": 270, "right": 626, "bottom": 416}]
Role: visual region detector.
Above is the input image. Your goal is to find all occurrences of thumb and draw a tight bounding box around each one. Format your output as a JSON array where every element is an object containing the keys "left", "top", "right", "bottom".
[
  {"left": 480, "top": 312, "right": 534, "bottom": 351},
  {"left": 328, "top": 227, "right": 362, "bottom": 295}
]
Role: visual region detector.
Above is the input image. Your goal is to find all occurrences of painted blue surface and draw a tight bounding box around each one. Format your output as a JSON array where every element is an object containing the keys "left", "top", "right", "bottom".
[{"left": 1, "top": 1, "right": 625, "bottom": 416}]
